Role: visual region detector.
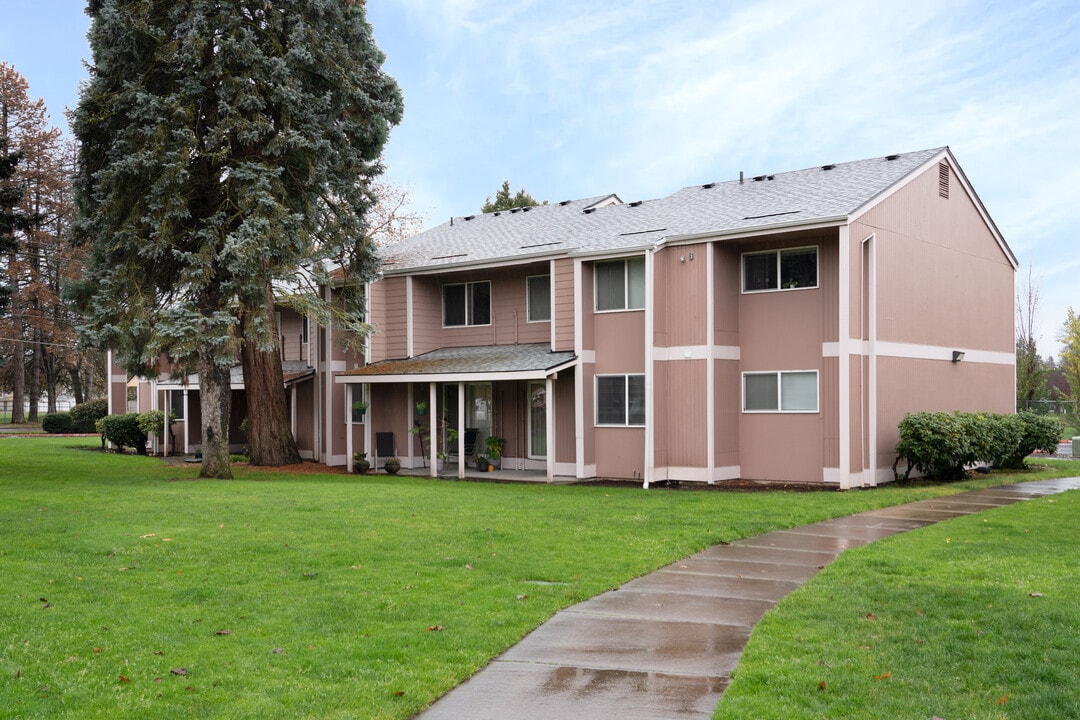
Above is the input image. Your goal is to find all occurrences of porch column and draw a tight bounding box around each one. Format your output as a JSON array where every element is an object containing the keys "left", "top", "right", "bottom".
[
  {"left": 182, "top": 388, "right": 189, "bottom": 453},
  {"left": 457, "top": 382, "right": 466, "bottom": 480},
  {"left": 546, "top": 376, "right": 555, "bottom": 482},
  {"left": 363, "top": 383, "right": 372, "bottom": 467},
  {"left": 346, "top": 383, "right": 355, "bottom": 473},
  {"left": 428, "top": 382, "right": 438, "bottom": 478},
  {"left": 162, "top": 388, "right": 169, "bottom": 457}
]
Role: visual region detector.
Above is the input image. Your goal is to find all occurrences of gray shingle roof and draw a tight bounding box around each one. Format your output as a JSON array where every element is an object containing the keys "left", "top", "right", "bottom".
[
  {"left": 380, "top": 148, "right": 946, "bottom": 273},
  {"left": 340, "top": 343, "right": 577, "bottom": 379}
]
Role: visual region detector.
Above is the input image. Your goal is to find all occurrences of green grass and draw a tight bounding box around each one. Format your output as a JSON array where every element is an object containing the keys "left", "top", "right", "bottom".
[
  {"left": 716, "top": 467, "right": 1080, "bottom": 719},
  {"left": 1, "top": 438, "right": 1078, "bottom": 719}
]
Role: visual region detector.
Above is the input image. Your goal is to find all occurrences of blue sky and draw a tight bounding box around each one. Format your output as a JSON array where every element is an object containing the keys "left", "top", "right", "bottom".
[{"left": 2, "top": 0, "right": 1078, "bottom": 355}]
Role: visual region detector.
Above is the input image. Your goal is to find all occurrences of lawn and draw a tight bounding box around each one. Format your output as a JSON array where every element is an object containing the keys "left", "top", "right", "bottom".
[
  {"left": 2, "top": 438, "right": 1078, "bottom": 719},
  {"left": 715, "top": 469, "right": 1080, "bottom": 719}
]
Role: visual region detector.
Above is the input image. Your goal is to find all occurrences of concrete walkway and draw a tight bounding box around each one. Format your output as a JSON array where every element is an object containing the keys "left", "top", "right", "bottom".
[{"left": 416, "top": 477, "right": 1080, "bottom": 719}]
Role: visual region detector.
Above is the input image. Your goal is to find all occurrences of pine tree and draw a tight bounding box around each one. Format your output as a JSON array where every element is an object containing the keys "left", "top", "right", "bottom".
[
  {"left": 481, "top": 179, "right": 545, "bottom": 213},
  {"left": 72, "top": 1, "right": 403, "bottom": 475}
]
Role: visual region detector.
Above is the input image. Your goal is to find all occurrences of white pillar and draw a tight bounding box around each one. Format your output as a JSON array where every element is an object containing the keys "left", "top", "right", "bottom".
[
  {"left": 346, "top": 383, "right": 354, "bottom": 473},
  {"left": 546, "top": 376, "right": 555, "bottom": 482},
  {"left": 429, "top": 382, "right": 438, "bottom": 478},
  {"left": 457, "top": 382, "right": 466, "bottom": 480}
]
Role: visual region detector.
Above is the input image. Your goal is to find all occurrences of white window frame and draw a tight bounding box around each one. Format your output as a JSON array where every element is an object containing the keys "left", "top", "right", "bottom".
[
  {"left": 526, "top": 274, "right": 551, "bottom": 322},
  {"left": 442, "top": 280, "right": 492, "bottom": 327},
  {"left": 741, "top": 246, "right": 819, "bottom": 293},
  {"left": 742, "top": 370, "right": 819, "bottom": 413},
  {"left": 595, "top": 373, "right": 646, "bottom": 427},
  {"left": 594, "top": 257, "right": 645, "bottom": 312}
]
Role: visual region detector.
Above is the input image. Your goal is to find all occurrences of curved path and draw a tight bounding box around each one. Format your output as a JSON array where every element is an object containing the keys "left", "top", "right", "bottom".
[{"left": 416, "top": 477, "right": 1080, "bottom": 719}]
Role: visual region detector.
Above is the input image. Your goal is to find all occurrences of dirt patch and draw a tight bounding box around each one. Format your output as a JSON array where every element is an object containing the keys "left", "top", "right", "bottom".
[{"left": 237, "top": 461, "right": 347, "bottom": 475}]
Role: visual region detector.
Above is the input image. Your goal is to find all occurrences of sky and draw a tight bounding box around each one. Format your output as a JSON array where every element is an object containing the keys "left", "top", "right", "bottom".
[{"left": 2, "top": 0, "right": 1078, "bottom": 356}]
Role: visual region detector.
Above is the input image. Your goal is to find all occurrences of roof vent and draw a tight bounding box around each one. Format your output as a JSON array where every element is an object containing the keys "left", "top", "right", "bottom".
[
  {"left": 768, "top": 175, "right": 775, "bottom": 180},
  {"left": 583, "top": 207, "right": 596, "bottom": 214},
  {"left": 464, "top": 215, "right": 475, "bottom": 221},
  {"left": 559, "top": 200, "right": 571, "bottom": 206},
  {"left": 753, "top": 175, "right": 766, "bottom": 182},
  {"left": 493, "top": 211, "right": 501, "bottom": 217},
  {"left": 886, "top": 153, "right": 900, "bottom": 161},
  {"left": 628, "top": 200, "right": 643, "bottom": 207},
  {"left": 522, "top": 206, "right": 531, "bottom": 212},
  {"left": 822, "top": 164, "right": 836, "bottom": 171},
  {"left": 938, "top": 162, "right": 949, "bottom": 199},
  {"left": 701, "top": 182, "right": 715, "bottom": 189}
]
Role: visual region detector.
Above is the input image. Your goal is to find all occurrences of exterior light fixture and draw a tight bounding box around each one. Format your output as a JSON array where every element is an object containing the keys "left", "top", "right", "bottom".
[{"left": 952, "top": 350, "right": 965, "bottom": 363}]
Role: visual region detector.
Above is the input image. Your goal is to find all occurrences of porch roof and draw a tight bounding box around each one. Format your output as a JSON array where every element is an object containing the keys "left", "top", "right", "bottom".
[
  {"left": 336, "top": 343, "right": 577, "bottom": 384},
  {"left": 156, "top": 360, "right": 315, "bottom": 390}
]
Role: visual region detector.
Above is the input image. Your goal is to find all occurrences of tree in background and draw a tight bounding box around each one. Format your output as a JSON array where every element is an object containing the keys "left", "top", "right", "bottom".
[
  {"left": 481, "top": 180, "right": 546, "bottom": 213},
  {"left": 1059, "top": 308, "right": 1080, "bottom": 413},
  {"left": 0, "top": 62, "right": 49, "bottom": 423},
  {"left": 72, "top": 1, "right": 402, "bottom": 475},
  {"left": 1015, "top": 267, "right": 1050, "bottom": 411}
]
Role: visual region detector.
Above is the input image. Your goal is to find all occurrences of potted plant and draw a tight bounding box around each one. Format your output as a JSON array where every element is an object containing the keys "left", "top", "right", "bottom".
[
  {"left": 353, "top": 451, "right": 370, "bottom": 473},
  {"left": 415, "top": 400, "right": 427, "bottom": 417},
  {"left": 485, "top": 435, "right": 504, "bottom": 469},
  {"left": 352, "top": 400, "right": 368, "bottom": 417},
  {"left": 383, "top": 457, "right": 401, "bottom": 475},
  {"left": 473, "top": 454, "right": 488, "bottom": 471}
]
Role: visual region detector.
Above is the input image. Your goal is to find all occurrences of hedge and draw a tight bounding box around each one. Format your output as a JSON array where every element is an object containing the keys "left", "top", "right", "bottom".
[
  {"left": 41, "top": 412, "right": 74, "bottom": 434},
  {"left": 70, "top": 399, "right": 109, "bottom": 433},
  {"left": 896, "top": 411, "right": 1062, "bottom": 480},
  {"left": 101, "top": 413, "right": 147, "bottom": 454}
]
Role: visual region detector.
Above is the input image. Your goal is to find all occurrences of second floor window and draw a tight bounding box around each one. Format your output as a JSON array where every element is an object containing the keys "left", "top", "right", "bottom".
[
  {"left": 527, "top": 274, "right": 551, "bottom": 322},
  {"left": 595, "top": 257, "right": 645, "bottom": 311},
  {"left": 443, "top": 281, "right": 491, "bottom": 327},
  {"left": 743, "top": 247, "right": 818, "bottom": 292}
]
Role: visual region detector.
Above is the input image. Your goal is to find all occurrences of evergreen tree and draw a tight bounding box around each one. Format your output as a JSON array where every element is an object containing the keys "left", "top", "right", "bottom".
[
  {"left": 72, "top": 1, "right": 402, "bottom": 475},
  {"left": 481, "top": 179, "right": 545, "bottom": 213}
]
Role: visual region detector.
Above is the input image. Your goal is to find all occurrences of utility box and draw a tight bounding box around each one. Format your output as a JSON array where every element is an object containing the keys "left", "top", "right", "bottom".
[{"left": 1073, "top": 437, "right": 1080, "bottom": 458}]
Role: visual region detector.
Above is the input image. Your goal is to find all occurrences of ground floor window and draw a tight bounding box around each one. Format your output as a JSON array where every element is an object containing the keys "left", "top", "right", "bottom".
[
  {"left": 596, "top": 374, "right": 645, "bottom": 426},
  {"left": 743, "top": 370, "right": 818, "bottom": 412}
]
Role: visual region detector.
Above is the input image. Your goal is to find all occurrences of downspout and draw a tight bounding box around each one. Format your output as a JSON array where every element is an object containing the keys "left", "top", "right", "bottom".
[
  {"left": 162, "top": 387, "right": 168, "bottom": 457},
  {"left": 643, "top": 248, "right": 655, "bottom": 489},
  {"left": 406, "top": 276, "right": 414, "bottom": 358}
]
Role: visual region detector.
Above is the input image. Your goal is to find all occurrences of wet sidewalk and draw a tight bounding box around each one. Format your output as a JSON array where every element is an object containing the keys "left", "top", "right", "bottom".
[{"left": 415, "top": 477, "right": 1080, "bottom": 719}]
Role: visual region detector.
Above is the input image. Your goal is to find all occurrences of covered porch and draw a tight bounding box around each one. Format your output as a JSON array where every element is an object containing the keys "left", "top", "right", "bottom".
[{"left": 336, "top": 344, "right": 578, "bottom": 482}]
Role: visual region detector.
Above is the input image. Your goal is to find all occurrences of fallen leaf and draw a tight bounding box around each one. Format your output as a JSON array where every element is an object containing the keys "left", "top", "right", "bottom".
[
  {"left": 945, "top": 538, "right": 951, "bottom": 543},
  {"left": 916, "top": 608, "right": 924, "bottom": 615},
  {"left": 874, "top": 672, "right": 891, "bottom": 680},
  {"left": 170, "top": 668, "right": 187, "bottom": 676},
  {"left": 153, "top": 677, "right": 162, "bottom": 683},
  {"left": 996, "top": 695, "right": 1008, "bottom": 705},
  {"left": 214, "top": 629, "right": 231, "bottom": 636},
  {"left": 140, "top": 533, "right": 156, "bottom": 539},
  {"left": 163, "top": 538, "right": 173, "bottom": 542},
  {"left": 426, "top": 625, "right": 445, "bottom": 632},
  {"left": 465, "top": 564, "right": 473, "bottom": 570},
  {"left": 1029, "top": 592, "right": 1044, "bottom": 598},
  {"left": 818, "top": 681, "right": 827, "bottom": 691},
  {"left": 393, "top": 691, "right": 405, "bottom": 697},
  {"left": 516, "top": 594, "right": 528, "bottom": 600},
  {"left": 119, "top": 675, "right": 130, "bottom": 683},
  {"left": 866, "top": 612, "right": 877, "bottom": 621},
  {"left": 93, "top": 648, "right": 103, "bottom": 653},
  {"left": 272, "top": 648, "right": 285, "bottom": 654}
]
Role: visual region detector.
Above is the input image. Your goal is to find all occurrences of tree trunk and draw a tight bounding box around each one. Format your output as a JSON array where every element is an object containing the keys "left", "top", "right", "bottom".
[
  {"left": 240, "top": 296, "right": 301, "bottom": 466},
  {"left": 11, "top": 334, "right": 24, "bottom": 423},
  {"left": 27, "top": 331, "right": 40, "bottom": 422},
  {"left": 44, "top": 347, "right": 57, "bottom": 413},
  {"left": 197, "top": 349, "right": 233, "bottom": 479},
  {"left": 69, "top": 361, "right": 84, "bottom": 405}
]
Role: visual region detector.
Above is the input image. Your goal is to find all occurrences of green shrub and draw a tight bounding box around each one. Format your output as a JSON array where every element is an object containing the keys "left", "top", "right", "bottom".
[
  {"left": 94, "top": 417, "right": 107, "bottom": 449},
  {"left": 136, "top": 409, "right": 176, "bottom": 437},
  {"left": 41, "top": 412, "right": 74, "bottom": 434},
  {"left": 102, "top": 413, "right": 146, "bottom": 454},
  {"left": 896, "top": 412, "right": 970, "bottom": 480},
  {"left": 897, "top": 410, "right": 1065, "bottom": 480},
  {"left": 70, "top": 399, "right": 109, "bottom": 433}
]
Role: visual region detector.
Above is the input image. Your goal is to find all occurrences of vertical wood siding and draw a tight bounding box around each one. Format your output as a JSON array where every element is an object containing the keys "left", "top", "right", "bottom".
[{"left": 553, "top": 258, "right": 575, "bottom": 352}]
